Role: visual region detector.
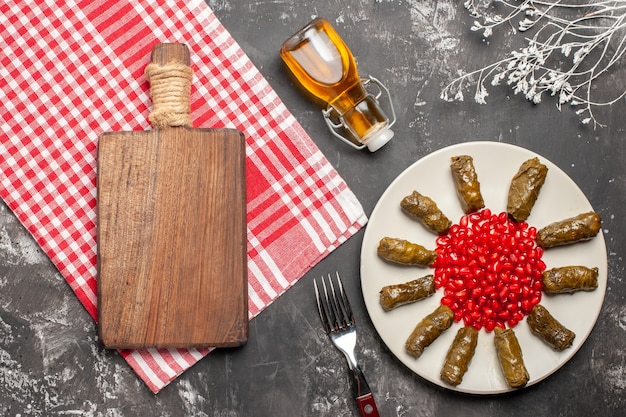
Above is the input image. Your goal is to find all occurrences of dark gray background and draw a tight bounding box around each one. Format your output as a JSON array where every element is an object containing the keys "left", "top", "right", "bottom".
[{"left": 2, "top": 1, "right": 625, "bottom": 416}]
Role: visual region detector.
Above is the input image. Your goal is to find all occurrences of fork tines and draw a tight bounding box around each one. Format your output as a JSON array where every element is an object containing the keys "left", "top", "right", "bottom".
[{"left": 314, "top": 272, "right": 354, "bottom": 334}]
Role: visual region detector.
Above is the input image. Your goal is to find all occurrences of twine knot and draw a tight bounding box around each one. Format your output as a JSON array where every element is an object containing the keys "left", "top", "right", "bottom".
[{"left": 145, "top": 61, "right": 193, "bottom": 128}]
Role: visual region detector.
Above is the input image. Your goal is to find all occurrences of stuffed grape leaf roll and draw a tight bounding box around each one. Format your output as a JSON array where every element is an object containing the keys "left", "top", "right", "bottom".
[
  {"left": 507, "top": 157, "right": 548, "bottom": 222},
  {"left": 440, "top": 326, "right": 479, "bottom": 386},
  {"left": 450, "top": 155, "right": 485, "bottom": 214},
  {"left": 377, "top": 237, "right": 437, "bottom": 267},
  {"left": 405, "top": 305, "right": 454, "bottom": 358},
  {"left": 379, "top": 275, "right": 436, "bottom": 311},
  {"left": 542, "top": 266, "right": 598, "bottom": 294},
  {"left": 536, "top": 212, "right": 602, "bottom": 248},
  {"left": 400, "top": 191, "right": 452, "bottom": 235},
  {"left": 494, "top": 327, "right": 529, "bottom": 388},
  {"left": 527, "top": 304, "right": 575, "bottom": 351}
]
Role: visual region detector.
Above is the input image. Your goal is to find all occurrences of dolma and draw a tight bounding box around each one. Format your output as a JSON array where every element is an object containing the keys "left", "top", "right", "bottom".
[
  {"left": 507, "top": 157, "right": 548, "bottom": 222},
  {"left": 450, "top": 155, "right": 485, "bottom": 214},
  {"left": 542, "top": 266, "right": 598, "bottom": 294},
  {"left": 527, "top": 304, "right": 575, "bottom": 351},
  {"left": 379, "top": 275, "right": 436, "bottom": 311},
  {"left": 536, "top": 212, "right": 602, "bottom": 248},
  {"left": 400, "top": 191, "right": 452, "bottom": 235},
  {"left": 440, "top": 326, "right": 479, "bottom": 386},
  {"left": 494, "top": 327, "right": 529, "bottom": 388},
  {"left": 377, "top": 237, "right": 437, "bottom": 267},
  {"left": 405, "top": 305, "right": 454, "bottom": 358}
]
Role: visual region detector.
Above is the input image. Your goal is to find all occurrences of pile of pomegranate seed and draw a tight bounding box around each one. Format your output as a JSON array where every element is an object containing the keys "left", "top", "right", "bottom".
[{"left": 433, "top": 208, "right": 545, "bottom": 332}]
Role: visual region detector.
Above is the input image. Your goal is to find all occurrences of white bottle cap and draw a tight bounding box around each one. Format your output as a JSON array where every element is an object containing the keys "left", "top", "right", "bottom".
[{"left": 364, "top": 127, "right": 394, "bottom": 152}]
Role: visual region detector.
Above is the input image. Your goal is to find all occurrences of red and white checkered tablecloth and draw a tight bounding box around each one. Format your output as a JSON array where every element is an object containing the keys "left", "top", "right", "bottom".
[{"left": 0, "top": 0, "right": 367, "bottom": 392}]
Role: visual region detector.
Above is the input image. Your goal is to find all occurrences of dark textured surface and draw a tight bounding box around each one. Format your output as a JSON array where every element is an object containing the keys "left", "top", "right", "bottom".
[{"left": 2, "top": 1, "right": 625, "bottom": 416}]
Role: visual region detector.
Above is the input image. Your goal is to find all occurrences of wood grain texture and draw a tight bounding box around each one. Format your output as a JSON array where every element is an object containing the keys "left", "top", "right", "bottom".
[{"left": 96, "top": 44, "right": 247, "bottom": 349}]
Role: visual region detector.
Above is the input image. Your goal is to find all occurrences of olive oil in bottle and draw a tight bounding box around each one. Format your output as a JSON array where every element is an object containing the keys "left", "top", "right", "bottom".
[{"left": 280, "top": 18, "right": 394, "bottom": 152}]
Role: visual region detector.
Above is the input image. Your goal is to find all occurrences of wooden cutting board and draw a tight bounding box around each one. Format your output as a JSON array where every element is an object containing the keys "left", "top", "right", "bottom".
[{"left": 97, "top": 43, "right": 248, "bottom": 349}]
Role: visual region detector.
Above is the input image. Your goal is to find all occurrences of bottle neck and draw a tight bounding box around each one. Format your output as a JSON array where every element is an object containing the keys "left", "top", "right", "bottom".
[
  {"left": 329, "top": 81, "right": 368, "bottom": 115},
  {"left": 335, "top": 92, "right": 391, "bottom": 145}
]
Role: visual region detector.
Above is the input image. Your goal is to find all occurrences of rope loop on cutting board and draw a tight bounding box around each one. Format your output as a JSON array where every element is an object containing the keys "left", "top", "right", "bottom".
[{"left": 145, "top": 61, "right": 193, "bottom": 128}]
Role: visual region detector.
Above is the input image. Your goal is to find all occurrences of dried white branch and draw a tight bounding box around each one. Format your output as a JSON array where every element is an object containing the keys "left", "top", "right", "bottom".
[{"left": 443, "top": 0, "right": 626, "bottom": 127}]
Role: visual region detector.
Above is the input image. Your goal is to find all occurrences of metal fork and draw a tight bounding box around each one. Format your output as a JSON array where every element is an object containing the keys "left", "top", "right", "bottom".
[{"left": 314, "top": 272, "right": 380, "bottom": 417}]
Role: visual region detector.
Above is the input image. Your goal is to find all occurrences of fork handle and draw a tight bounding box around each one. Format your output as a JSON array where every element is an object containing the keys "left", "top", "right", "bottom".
[
  {"left": 357, "top": 393, "right": 379, "bottom": 417},
  {"left": 352, "top": 366, "right": 380, "bottom": 417}
]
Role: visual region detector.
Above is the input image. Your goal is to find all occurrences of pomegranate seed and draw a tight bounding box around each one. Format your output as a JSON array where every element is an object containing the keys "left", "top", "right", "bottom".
[
  {"left": 433, "top": 209, "right": 546, "bottom": 332},
  {"left": 459, "top": 215, "right": 469, "bottom": 227},
  {"left": 498, "top": 287, "right": 509, "bottom": 301}
]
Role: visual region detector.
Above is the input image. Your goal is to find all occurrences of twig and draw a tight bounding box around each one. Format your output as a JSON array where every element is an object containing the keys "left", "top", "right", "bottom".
[{"left": 442, "top": 0, "right": 626, "bottom": 127}]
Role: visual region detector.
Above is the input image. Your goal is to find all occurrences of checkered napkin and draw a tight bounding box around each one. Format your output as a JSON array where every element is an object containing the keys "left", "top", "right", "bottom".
[{"left": 0, "top": 0, "right": 367, "bottom": 392}]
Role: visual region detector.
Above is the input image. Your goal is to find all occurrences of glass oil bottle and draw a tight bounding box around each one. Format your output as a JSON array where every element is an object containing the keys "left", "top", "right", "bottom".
[{"left": 280, "top": 18, "right": 395, "bottom": 152}]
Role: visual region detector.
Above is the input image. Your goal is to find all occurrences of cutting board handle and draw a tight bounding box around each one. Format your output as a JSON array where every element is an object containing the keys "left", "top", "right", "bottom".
[{"left": 145, "top": 43, "right": 193, "bottom": 129}]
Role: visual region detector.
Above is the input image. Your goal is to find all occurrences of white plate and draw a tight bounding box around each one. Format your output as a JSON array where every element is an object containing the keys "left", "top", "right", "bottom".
[{"left": 360, "top": 141, "right": 607, "bottom": 394}]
